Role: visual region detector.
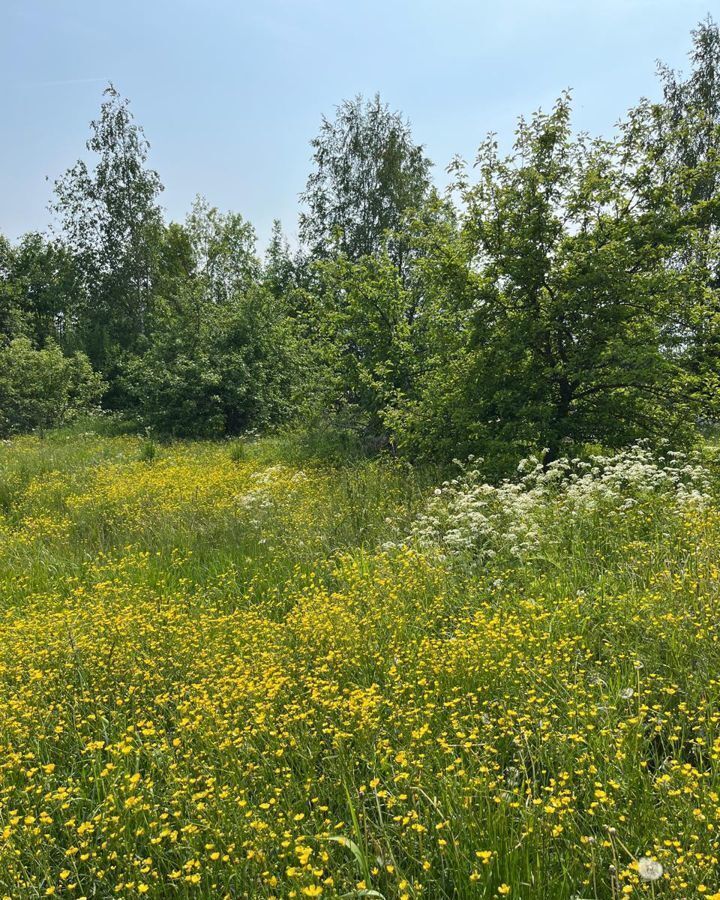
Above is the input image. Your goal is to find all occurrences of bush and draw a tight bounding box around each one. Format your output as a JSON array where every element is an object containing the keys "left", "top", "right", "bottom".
[
  {"left": 0, "top": 338, "right": 106, "bottom": 437},
  {"left": 122, "top": 285, "right": 308, "bottom": 439}
]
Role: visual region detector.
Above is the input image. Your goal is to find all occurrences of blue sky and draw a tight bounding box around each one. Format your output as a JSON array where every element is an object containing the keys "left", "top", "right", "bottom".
[{"left": 1, "top": 0, "right": 714, "bottom": 250}]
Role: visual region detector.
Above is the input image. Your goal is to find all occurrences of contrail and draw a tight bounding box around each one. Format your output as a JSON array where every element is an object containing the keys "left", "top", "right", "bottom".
[{"left": 25, "top": 77, "right": 109, "bottom": 88}]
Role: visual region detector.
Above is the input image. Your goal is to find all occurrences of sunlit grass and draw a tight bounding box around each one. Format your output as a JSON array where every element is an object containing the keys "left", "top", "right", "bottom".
[{"left": 0, "top": 429, "right": 719, "bottom": 897}]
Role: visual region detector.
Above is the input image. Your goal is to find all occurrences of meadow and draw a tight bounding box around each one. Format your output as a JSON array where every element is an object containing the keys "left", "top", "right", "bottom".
[{"left": 1, "top": 429, "right": 720, "bottom": 899}]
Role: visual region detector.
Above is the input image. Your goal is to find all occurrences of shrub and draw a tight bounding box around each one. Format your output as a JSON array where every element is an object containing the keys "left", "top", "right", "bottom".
[
  {"left": 0, "top": 338, "right": 106, "bottom": 437},
  {"left": 122, "top": 285, "right": 307, "bottom": 438}
]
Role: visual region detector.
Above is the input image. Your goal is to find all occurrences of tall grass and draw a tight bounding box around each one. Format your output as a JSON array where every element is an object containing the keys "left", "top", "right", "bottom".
[{"left": 0, "top": 431, "right": 718, "bottom": 897}]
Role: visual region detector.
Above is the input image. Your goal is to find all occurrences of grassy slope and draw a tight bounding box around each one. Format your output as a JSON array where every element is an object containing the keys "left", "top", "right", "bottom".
[{"left": 0, "top": 429, "right": 719, "bottom": 898}]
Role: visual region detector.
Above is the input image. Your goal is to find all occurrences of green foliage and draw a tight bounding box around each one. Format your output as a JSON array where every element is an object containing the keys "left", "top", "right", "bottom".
[
  {"left": 185, "top": 195, "right": 260, "bottom": 303},
  {"left": 263, "top": 219, "right": 296, "bottom": 300},
  {"left": 227, "top": 439, "right": 247, "bottom": 462},
  {"left": 3, "top": 22, "right": 720, "bottom": 465},
  {"left": 0, "top": 235, "right": 27, "bottom": 341},
  {"left": 138, "top": 438, "right": 157, "bottom": 462},
  {"left": 656, "top": 15, "right": 720, "bottom": 211},
  {"left": 300, "top": 93, "right": 431, "bottom": 263},
  {"left": 625, "top": 17, "right": 720, "bottom": 410},
  {"left": 0, "top": 233, "right": 79, "bottom": 349},
  {"left": 0, "top": 338, "right": 106, "bottom": 437},
  {"left": 122, "top": 282, "right": 305, "bottom": 438},
  {"left": 112, "top": 198, "right": 306, "bottom": 438},
  {"left": 312, "top": 252, "right": 415, "bottom": 433},
  {"left": 390, "top": 88, "right": 719, "bottom": 469},
  {"left": 51, "top": 84, "right": 164, "bottom": 366}
]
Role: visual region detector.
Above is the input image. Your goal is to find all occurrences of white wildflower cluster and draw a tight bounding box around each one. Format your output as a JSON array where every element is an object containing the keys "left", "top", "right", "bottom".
[
  {"left": 235, "top": 486, "right": 275, "bottom": 520},
  {"left": 393, "top": 443, "right": 712, "bottom": 563},
  {"left": 234, "top": 465, "right": 309, "bottom": 524}
]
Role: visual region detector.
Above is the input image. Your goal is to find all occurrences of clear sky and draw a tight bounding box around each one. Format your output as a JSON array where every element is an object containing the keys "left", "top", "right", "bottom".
[{"left": 1, "top": 0, "right": 714, "bottom": 251}]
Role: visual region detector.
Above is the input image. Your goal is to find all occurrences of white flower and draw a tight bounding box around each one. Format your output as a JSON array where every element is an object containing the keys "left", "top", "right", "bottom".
[
  {"left": 637, "top": 857, "right": 663, "bottom": 882},
  {"left": 399, "top": 443, "right": 713, "bottom": 564},
  {"left": 619, "top": 688, "right": 634, "bottom": 700}
]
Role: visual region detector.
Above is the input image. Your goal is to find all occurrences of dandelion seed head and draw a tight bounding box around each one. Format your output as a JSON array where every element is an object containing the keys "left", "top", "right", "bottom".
[{"left": 638, "top": 857, "right": 663, "bottom": 882}]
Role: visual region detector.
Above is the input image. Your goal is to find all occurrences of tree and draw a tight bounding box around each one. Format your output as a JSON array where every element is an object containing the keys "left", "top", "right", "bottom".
[
  {"left": 312, "top": 252, "right": 414, "bottom": 439},
  {"left": 306, "top": 191, "right": 461, "bottom": 446},
  {"left": 51, "top": 84, "right": 164, "bottom": 366},
  {"left": 153, "top": 222, "right": 196, "bottom": 314},
  {"left": 0, "top": 235, "right": 26, "bottom": 343},
  {"left": 393, "top": 95, "right": 710, "bottom": 469},
  {"left": 185, "top": 196, "right": 260, "bottom": 305},
  {"left": 6, "top": 233, "right": 79, "bottom": 348},
  {"left": 625, "top": 18, "right": 720, "bottom": 416},
  {"left": 263, "top": 219, "right": 295, "bottom": 300},
  {"left": 121, "top": 200, "right": 306, "bottom": 437},
  {"left": 299, "top": 94, "right": 431, "bottom": 264},
  {"left": 656, "top": 16, "right": 720, "bottom": 213}
]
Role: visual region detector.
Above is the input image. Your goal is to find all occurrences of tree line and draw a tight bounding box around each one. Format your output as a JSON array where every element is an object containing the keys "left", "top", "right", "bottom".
[{"left": 1, "top": 18, "right": 720, "bottom": 471}]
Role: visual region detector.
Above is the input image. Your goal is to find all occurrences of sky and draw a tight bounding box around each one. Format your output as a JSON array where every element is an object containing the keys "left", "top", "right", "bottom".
[{"left": 0, "top": 0, "right": 715, "bottom": 251}]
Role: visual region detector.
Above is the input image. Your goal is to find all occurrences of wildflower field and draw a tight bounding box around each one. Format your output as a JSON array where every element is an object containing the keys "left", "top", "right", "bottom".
[{"left": 3, "top": 431, "right": 720, "bottom": 899}]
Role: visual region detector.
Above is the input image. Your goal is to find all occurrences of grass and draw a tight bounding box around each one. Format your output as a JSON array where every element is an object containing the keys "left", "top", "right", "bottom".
[{"left": 0, "top": 427, "right": 719, "bottom": 898}]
